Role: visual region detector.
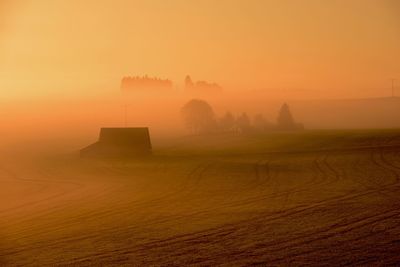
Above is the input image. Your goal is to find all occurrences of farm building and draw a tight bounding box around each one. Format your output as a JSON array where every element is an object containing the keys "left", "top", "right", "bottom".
[{"left": 80, "top": 128, "right": 152, "bottom": 158}]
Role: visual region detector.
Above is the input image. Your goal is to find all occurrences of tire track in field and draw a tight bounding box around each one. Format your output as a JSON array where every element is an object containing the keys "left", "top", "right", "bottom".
[
  {"left": 37, "top": 143, "right": 400, "bottom": 265},
  {"left": 59, "top": 150, "right": 355, "bottom": 265},
  {"left": 0, "top": 164, "right": 83, "bottom": 217},
  {"left": 236, "top": 145, "right": 400, "bottom": 264},
  {"left": 86, "top": 146, "right": 400, "bottom": 265},
  {"left": 3, "top": 161, "right": 215, "bottom": 257},
  {"left": 254, "top": 209, "right": 400, "bottom": 265},
  {"left": 206, "top": 153, "right": 333, "bottom": 211},
  {"left": 0, "top": 157, "right": 153, "bottom": 245},
  {"left": 0, "top": 161, "right": 214, "bottom": 257},
  {"left": 0, "top": 167, "right": 121, "bottom": 247},
  {"left": 5, "top": 144, "right": 400, "bottom": 266},
  {"left": 46, "top": 154, "right": 338, "bottom": 266}
]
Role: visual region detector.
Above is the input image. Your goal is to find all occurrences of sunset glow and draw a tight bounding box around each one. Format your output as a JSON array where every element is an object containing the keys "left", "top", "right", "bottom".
[
  {"left": 1, "top": 2, "right": 400, "bottom": 265},
  {"left": 1, "top": 0, "right": 399, "bottom": 100}
]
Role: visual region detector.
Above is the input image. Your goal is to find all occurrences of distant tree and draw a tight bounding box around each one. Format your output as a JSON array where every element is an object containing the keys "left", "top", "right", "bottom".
[
  {"left": 236, "top": 112, "right": 251, "bottom": 133},
  {"left": 219, "top": 112, "right": 235, "bottom": 132},
  {"left": 181, "top": 99, "right": 217, "bottom": 134},
  {"left": 185, "top": 75, "right": 194, "bottom": 89},
  {"left": 277, "top": 103, "right": 296, "bottom": 130},
  {"left": 253, "top": 113, "right": 271, "bottom": 131}
]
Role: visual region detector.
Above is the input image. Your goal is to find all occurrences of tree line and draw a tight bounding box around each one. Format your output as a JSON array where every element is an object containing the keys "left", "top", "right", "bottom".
[{"left": 181, "top": 99, "right": 303, "bottom": 135}]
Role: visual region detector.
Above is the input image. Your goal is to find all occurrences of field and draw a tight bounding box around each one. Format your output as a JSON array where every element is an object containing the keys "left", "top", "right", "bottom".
[{"left": 1, "top": 129, "right": 400, "bottom": 266}]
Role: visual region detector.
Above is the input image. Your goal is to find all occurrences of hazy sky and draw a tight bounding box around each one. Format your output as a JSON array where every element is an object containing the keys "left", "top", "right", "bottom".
[{"left": 1, "top": 0, "right": 399, "bottom": 100}]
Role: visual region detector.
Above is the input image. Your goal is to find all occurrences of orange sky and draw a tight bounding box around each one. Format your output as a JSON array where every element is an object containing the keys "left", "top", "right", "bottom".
[{"left": 0, "top": 0, "right": 399, "bottom": 100}]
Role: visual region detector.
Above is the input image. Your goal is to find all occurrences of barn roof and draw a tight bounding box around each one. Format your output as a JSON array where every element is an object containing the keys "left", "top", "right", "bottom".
[{"left": 81, "top": 127, "right": 152, "bottom": 158}]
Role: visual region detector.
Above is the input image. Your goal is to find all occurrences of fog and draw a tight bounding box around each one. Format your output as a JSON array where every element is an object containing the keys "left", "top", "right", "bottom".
[
  {"left": 1, "top": 88, "right": 400, "bottom": 157},
  {"left": 1, "top": 0, "right": 399, "bottom": 97},
  {"left": 1, "top": 2, "right": 400, "bottom": 265},
  {"left": 1, "top": 0, "right": 399, "bottom": 153}
]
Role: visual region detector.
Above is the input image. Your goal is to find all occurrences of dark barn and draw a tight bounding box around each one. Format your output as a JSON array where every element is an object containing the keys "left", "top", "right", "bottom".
[{"left": 80, "top": 128, "right": 152, "bottom": 158}]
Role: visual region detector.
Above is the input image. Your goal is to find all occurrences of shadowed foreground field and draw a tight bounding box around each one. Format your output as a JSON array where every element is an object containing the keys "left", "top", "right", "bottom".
[{"left": 1, "top": 130, "right": 400, "bottom": 266}]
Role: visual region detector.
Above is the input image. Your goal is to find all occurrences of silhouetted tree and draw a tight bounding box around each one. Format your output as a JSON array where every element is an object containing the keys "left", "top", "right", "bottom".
[
  {"left": 121, "top": 75, "right": 172, "bottom": 91},
  {"left": 184, "top": 75, "right": 222, "bottom": 94},
  {"left": 236, "top": 112, "right": 251, "bottom": 133},
  {"left": 185, "top": 75, "right": 194, "bottom": 89},
  {"left": 277, "top": 103, "right": 296, "bottom": 130},
  {"left": 181, "top": 99, "right": 217, "bottom": 134},
  {"left": 219, "top": 112, "right": 235, "bottom": 132}
]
